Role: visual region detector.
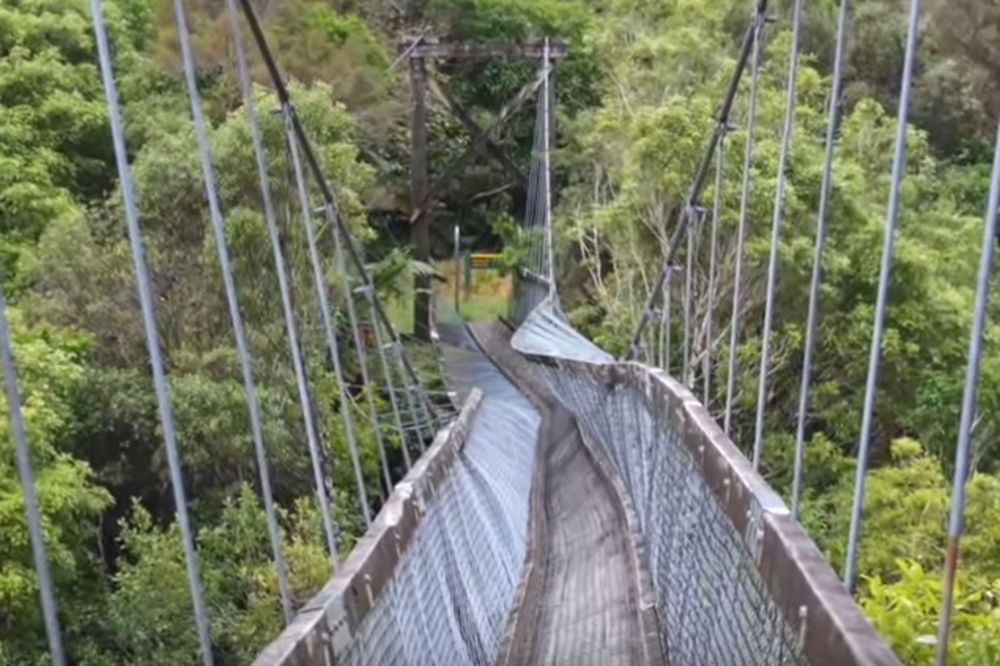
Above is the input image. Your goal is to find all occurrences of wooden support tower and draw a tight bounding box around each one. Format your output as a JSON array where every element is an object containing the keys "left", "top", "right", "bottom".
[{"left": 405, "top": 36, "right": 566, "bottom": 340}]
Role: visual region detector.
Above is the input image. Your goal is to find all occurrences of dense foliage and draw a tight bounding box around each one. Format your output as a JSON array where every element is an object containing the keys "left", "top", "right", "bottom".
[{"left": 4, "top": 0, "right": 1000, "bottom": 663}]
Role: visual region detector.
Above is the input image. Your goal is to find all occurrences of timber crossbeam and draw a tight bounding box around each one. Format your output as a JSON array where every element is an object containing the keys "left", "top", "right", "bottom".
[{"left": 400, "top": 36, "right": 567, "bottom": 61}]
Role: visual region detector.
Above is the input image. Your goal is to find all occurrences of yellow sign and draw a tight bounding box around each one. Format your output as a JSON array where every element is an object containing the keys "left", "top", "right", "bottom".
[{"left": 469, "top": 252, "right": 503, "bottom": 269}]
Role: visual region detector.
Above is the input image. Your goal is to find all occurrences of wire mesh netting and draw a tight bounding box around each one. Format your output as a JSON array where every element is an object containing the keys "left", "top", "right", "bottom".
[
  {"left": 337, "top": 322, "right": 540, "bottom": 666},
  {"left": 511, "top": 300, "right": 807, "bottom": 665},
  {"left": 509, "top": 54, "right": 557, "bottom": 327}
]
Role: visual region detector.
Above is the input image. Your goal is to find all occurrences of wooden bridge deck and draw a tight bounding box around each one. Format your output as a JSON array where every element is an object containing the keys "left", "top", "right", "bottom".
[{"left": 464, "top": 323, "right": 663, "bottom": 665}]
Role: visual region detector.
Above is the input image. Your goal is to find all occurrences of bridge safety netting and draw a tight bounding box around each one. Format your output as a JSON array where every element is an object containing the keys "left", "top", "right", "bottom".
[
  {"left": 337, "top": 319, "right": 539, "bottom": 666},
  {"left": 512, "top": 299, "right": 806, "bottom": 665},
  {"left": 490, "top": 22, "right": 889, "bottom": 654}
]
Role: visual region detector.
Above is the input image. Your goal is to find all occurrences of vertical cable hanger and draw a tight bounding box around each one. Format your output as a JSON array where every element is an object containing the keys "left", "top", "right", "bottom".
[
  {"left": 934, "top": 115, "right": 1000, "bottom": 666},
  {"left": 704, "top": 134, "right": 726, "bottom": 407},
  {"left": 328, "top": 211, "right": 395, "bottom": 494},
  {"left": 282, "top": 108, "right": 374, "bottom": 527},
  {"left": 723, "top": 7, "right": 766, "bottom": 437},
  {"left": 236, "top": 0, "right": 442, "bottom": 435},
  {"left": 625, "top": 0, "right": 770, "bottom": 364},
  {"left": 542, "top": 37, "right": 556, "bottom": 298},
  {"left": 180, "top": 0, "right": 346, "bottom": 567},
  {"left": 94, "top": 0, "right": 213, "bottom": 661},
  {"left": 661, "top": 278, "right": 671, "bottom": 372},
  {"left": 844, "top": 0, "right": 922, "bottom": 591},
  {"left": 751, "top": 0, "right": 804, "bottom": 470},
  {"left": 226, "top": 0, "right": 337, "bottom": 580},
  {"left": 682, "top": 205, "right": 697, "bottom": 386},
  {"left": 0, "top": 281, "right": 66, "bottom": 664},
  {"left": 791, "top": 0, "right": 851, "bottom": 519}
]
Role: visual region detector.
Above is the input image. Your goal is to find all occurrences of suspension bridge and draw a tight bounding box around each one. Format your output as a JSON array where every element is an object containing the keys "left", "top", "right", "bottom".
[{"left": 7, "top": 0, "right": 997, "bottom": 663}]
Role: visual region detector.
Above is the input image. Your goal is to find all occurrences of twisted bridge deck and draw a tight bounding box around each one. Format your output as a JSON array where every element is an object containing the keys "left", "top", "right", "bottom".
[
  {"left": 474, "top": 323, "right": 663, "bottom": 665},
  {"left": 249, "top": 307, "right": 897, "bottom": 665}
]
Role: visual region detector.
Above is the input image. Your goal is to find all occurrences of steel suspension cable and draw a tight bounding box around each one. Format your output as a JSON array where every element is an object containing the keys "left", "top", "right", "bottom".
[
  {"left": 683, "top": 208, "right": 695, "bottom": 384},
  {"left": 236, "top": 0, "right": 442, "bottom": 434},
  {"left": 843, "top": 0, "right": 922, "bottom": 591},
  {"left": 0, "top": 290, "right": 64, "bottom": 664},
  {"left": 304, "top": 123, "right": 437, "bottom": 452},
  {"left": 398, "top": 342, "right": 434, "bottom": 449},
  {"left": 723, "top": 11, "right": 766, "bottom": 437},
  {"left": 704, "top": 134, "right": 726, "bottom": 406},
  {"left": 329, "top": 217, "right": 394, "bottom": 493},
  {"left": 522, "top": 73, "right": 548, "bottom": 294},
  {"left": 934, "top": 113, "right": 1000, "bottom": 666},
  {"left": 93, "top": 1, "right": 213, "bottom": 660},
  {"left": 367, "top": 288, "right": 412, "bottom": 471},
  {"left": 381, "top": 327, "right": 425, "bottom": 450},
  {"left": 751, "top": 0, "right": 804, "bottom": 470},
  {"left": 181, "top": 0, "right": 348, "bottom": 568},
  {"left": 524, "top": 95, "right": 542, "bottom": 277},
  {"left": 223, "top": 0, "right": 297, "bottom": 616},
  {"left": 542, "top": 37, "right": 556, "bottom": 294},
  {"left": 791, "top": 0, "right": 851, "bottom": 519},
  {"left": 282, "top": 108, "right": 373, "bottom": 527},
  {"left": 624, "top": 0, "right": 769, "bottom": 363},
  {"left": 321, "top": 183, "right": 438, "bottom": 451},
  {"left": 661, "top": 277, "right": 671, "bottom": 372},
  {"left": 523, "top": 88, "right": 542, "bottom": 283},
  {"left": 315, "top": 158, "right": 415, "bottom": 469}
]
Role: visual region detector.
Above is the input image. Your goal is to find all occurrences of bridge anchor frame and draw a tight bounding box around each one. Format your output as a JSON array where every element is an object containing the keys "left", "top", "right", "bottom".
[{"left": 404, "top": 37, "right": 566, "bottom": 340}]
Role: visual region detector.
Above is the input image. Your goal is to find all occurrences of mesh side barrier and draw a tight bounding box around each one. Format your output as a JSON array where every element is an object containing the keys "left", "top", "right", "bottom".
[
  {"left": 525, "top": 357, "right": 805, "bottom": 665},
  {"left": 506, "top": 296, "right": 805, "bottom": 664},
  {"left": 260, "top": 291, "right": 891, "bottom": 665},
  {"left": 337, "top": 328, "right": 540, "bottom": 666},
  {"left": 510, "top": 277, "right": 550, "bottom": 326}
]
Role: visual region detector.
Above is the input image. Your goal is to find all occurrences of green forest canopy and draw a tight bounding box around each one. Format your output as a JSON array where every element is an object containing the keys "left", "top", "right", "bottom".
[{"left": 3, "top": 0, "right": 1000, "bottom": 663}]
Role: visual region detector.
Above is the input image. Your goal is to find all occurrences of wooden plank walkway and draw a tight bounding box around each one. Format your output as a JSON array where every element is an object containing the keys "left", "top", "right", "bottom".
[{"left": 466, "top": 323, "right": 664, "bottom": 666}]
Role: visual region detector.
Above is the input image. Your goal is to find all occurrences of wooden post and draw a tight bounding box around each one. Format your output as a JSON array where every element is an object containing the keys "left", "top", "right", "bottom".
[
  {"left": 453, "top": 224, "right": 461, "bottom": 314},
  {"left": 410, "top": 56, "right": 431, "bottom": 341},
  {"left": 464, "top": 252, "right": 472, "bottom": 301}
]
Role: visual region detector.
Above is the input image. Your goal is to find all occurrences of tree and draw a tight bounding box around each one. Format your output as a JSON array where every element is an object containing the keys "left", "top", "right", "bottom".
[{"left": 0, "top": 315, "right": 110, "bottom": 663}]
